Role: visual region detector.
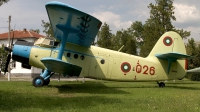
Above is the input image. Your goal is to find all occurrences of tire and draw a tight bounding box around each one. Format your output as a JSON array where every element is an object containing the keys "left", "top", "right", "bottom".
[
  {"left": 44, "top": 78, "right": 50, "bottom": 86},
  {"left": 32, "top": 76, "right": 44, "bottom": 87},
  {"left": 159, "top": 82, "right": 165, "bottom": 88}
]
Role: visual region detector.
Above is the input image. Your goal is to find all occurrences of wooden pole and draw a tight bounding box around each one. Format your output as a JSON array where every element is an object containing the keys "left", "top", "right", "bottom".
[{"left": 7, "top": 15, "right": 11, "bottom": 81}]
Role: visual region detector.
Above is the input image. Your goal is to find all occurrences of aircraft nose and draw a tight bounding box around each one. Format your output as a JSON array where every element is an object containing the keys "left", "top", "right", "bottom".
[{"left": 12, "top": 40, "right": 34, "bottom": 68}]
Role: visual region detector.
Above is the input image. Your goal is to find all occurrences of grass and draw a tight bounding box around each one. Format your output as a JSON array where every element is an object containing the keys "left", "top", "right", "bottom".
[{"left": 0, "top": 80, "right": 200, "bottom": 112}]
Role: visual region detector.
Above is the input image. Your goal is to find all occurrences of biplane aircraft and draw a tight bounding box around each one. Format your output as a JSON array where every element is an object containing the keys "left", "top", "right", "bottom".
[{"left": 5, "top": 1, "right": 192, "bottom": 87}]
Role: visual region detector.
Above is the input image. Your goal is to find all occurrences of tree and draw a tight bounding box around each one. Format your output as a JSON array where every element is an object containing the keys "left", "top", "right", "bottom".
[
  {"left": 175, "top": 29, "right": 191, "bottom": 39},
  {"left": 97, "top": 22, "right": 113, "bottom": 49},
  {"left": 127, "top": 21, "right": 144, "bottom": 48},
  {"left": 185, "top": 38, "right": 200, "bottom": 81},
  {"left": 111, "top": 31, "right": 121, "bottom": 51},
  {"left": 30, "top": 29, "right": 40, "bottom": 34},
  {"left": 0, "top": 0, "right": 9, "bottom": 6},
  {"left": 0, "top": 0, "right": 10, "bottom": 73},
  {"left": 41, "top": 20, "right": 53, "bottom": 37},
  {"left": 0, "top": 44, "right": 8, "bottom": 73},
  {"left": 112, "top": 30, "right": 137, "bottom": 55},
  {"left": 96, "top": 22, "right": 137, "bottom": 55},
  {"left": 131, "top": 0, "right": 191, "bottom": 57}
]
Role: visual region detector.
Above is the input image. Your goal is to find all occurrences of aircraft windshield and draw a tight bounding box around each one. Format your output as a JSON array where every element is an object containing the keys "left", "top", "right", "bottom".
[{"left": 34, "top": 37, "right": 59, "bottom": 48}]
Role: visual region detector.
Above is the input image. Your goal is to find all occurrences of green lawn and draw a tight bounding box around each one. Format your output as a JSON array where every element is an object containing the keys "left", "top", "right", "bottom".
[{"left": 0, "top": 80, "right": 200, "bottom": 112}]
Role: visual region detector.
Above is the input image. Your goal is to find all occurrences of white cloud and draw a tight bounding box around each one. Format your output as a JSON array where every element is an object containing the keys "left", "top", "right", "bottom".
[
  {"left": 173, "top": 3, "right": 200, "bottom": 41},
  {"left": 91, "top": 11, "right": 132, "bottom": 33},
  {"left": 174, "top": 3, "right": 200, "bottom": 23}
]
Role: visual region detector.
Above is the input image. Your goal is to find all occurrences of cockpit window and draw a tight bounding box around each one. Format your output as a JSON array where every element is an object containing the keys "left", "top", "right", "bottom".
[
  {"left": 34, "top": 37, "right": 59, "bottom": 48},
  {"left": 50, "top": 41, "right": 54, "bottom": 46}
]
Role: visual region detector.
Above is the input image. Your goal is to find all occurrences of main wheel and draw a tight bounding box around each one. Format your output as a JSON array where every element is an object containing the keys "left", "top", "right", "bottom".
[
  {"left": 32, "top": 76, "right": 44, "bottom": 87},
  {"left": 44, "top": 78, "right": 50, "bottom": 86}
]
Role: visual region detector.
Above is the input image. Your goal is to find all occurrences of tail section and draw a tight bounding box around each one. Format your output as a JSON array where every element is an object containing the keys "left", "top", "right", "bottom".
[
  {"left": 148, "top": 31, "right": 187, "bottom": 57},
  {"left": 148, "top": 31, "right": 190, "bottom": 77}
]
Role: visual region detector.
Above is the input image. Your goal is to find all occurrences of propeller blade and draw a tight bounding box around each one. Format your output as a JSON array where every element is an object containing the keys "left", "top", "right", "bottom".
[{"left": 4, "top": 53, "right": 11, "bottom": 75}]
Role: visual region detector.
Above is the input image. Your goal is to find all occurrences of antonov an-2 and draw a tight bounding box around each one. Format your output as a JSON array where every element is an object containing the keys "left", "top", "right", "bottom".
[{"left": 7, "top": 1, "right": 191, "bottom": 87}]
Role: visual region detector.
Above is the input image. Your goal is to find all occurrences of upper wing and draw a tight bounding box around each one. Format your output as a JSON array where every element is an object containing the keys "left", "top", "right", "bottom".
[{"left": 46, "top": 1, "right": 102, "bottom": 47}]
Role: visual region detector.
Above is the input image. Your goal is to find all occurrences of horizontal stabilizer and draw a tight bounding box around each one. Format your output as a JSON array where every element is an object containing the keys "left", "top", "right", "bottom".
[
  {"left": 41, "top": 58, "right": 82, "bottom": 77},
  {"left": 187, "top": 67, "right": 200, "bottom": 73},
  {"left": 155, "top": 52, "right": 191, "bottom": 61},
  {"left": 156, "top": 52, "right": 190, "bottom": 74}
]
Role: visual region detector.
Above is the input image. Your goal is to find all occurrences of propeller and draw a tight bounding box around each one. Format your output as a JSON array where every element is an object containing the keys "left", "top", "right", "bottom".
[{"left": 3, "top": 29, "right": 14, "bottom": 75}]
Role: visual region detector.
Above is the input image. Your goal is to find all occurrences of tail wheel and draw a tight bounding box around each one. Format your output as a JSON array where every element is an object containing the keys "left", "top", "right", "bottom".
[
  {"left": 44, "top": 78, "right": 50, "bottom": 86},
  {"left": 32, "top": 76, "right": 44, "bottom": 87},
  {"left": 158, "top": 82, "right": 165, "bottom": 88}
]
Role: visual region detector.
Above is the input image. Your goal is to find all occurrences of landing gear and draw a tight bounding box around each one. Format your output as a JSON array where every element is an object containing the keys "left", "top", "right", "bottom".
[
  {"left": 32, "top": 77, "right": 50, "bottom": 87},
  {"left": 157, "top": 82, "right": 165, "bottom": 88},
  {"left": 32, "top": 69, "right": 53, "bottom": 87},
  {"left": 44, "top": 78, "right": 50, "bottom": 85},
  {"left": 32, "top": 76, "right": 44, "bottom": 87}
]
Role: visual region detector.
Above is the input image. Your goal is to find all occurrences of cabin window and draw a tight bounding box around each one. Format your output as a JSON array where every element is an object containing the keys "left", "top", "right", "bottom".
[
  {"left": 100, "top": 59, "right": 105, "bottom": 64},
  {"left": 80, "top": 55, "right": 85, "bottom": 60},
  {"left": 74, "top": 54, "right": 78, "bottom": 59},
  {"left": 34, "top": 37, "right": 59, "bottom": 48},
  {"left": 50, "top": 41, "right": 54, "bottom": 46},
  {"left": 67, "top": 53, "right": 71, "bottom": 57}
]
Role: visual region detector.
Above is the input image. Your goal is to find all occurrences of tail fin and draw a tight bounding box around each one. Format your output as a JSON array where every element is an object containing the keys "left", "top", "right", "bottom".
[
  {"left": 148, "top": 31, "right": 190, "bottom": 74},
  {"left": 148, "top": 31, "right": 187, "bottom": 57}
]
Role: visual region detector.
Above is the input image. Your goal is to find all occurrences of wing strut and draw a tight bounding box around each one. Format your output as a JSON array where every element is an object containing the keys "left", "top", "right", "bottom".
[{"left": 57, "top": 33, "right": 67, "bottom": 59}]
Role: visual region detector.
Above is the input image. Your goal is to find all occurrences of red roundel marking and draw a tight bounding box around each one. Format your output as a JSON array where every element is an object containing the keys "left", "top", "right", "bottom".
[
  {"left": 121, "top": 62, "right": 131, "bottom": 73},
  {"left": 163, "top": 36, "right": 173, "bottom": 46}
]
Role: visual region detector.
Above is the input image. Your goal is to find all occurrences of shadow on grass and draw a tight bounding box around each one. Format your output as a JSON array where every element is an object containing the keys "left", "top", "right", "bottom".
[
  {"left": 49, "top": 81, "right": 129, "bottom": 94},
  {"left": 164, "top": 81, "right": 200, "bottom": 90},
  {"left": 166, "top": 85, "right": 200, "bottom": 90},
  {"left": 38, "top": 79, "right": 200, "bottom": 92},
  {"left": 167, "top": 82, "right": 200, "bottom": 85},
  {"left": 0, "top": 90, "right": 121, "bottom": 112}
]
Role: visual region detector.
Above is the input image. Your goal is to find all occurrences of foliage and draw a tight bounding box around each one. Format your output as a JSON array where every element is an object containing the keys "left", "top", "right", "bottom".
[
  {"left": 185, "top": 38, "right": 200, "bottom": 81},
  {"left": 97, "top": 22, "right": 137, "bottom": 55},
  {"left": 1, "top": 80, "right": 200, "bottom": 112},
  {"left": 112, "top": 30, "right": 137, "bottom": 55},
  {"left": 0, "top": 0, "right": 9, "bottom": 6},
  {"left": 30, "top": 29, "right": 40, "bottom": 34},
  {"left": 128, "top": 0, "right": 191, "bottom": 57},
  {"left": 97, "top": 22, "right": 113, "bottom": 49},
  {"left": 41, "top": 20, "right": 54, "bottom": 37},
  {"left": 127, "top": 21, "right": 144, "bottom": 47},
  {"left": 0, "top": 44, "right": 8, "bottom": 73},
  {"left": 175, "top": 29, "right": 191, "bottom": 39}
]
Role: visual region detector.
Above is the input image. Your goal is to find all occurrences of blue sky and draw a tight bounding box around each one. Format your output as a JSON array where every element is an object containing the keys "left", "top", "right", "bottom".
[{"left": 0, "top": 0, "right": 200, "bottom": 41}]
